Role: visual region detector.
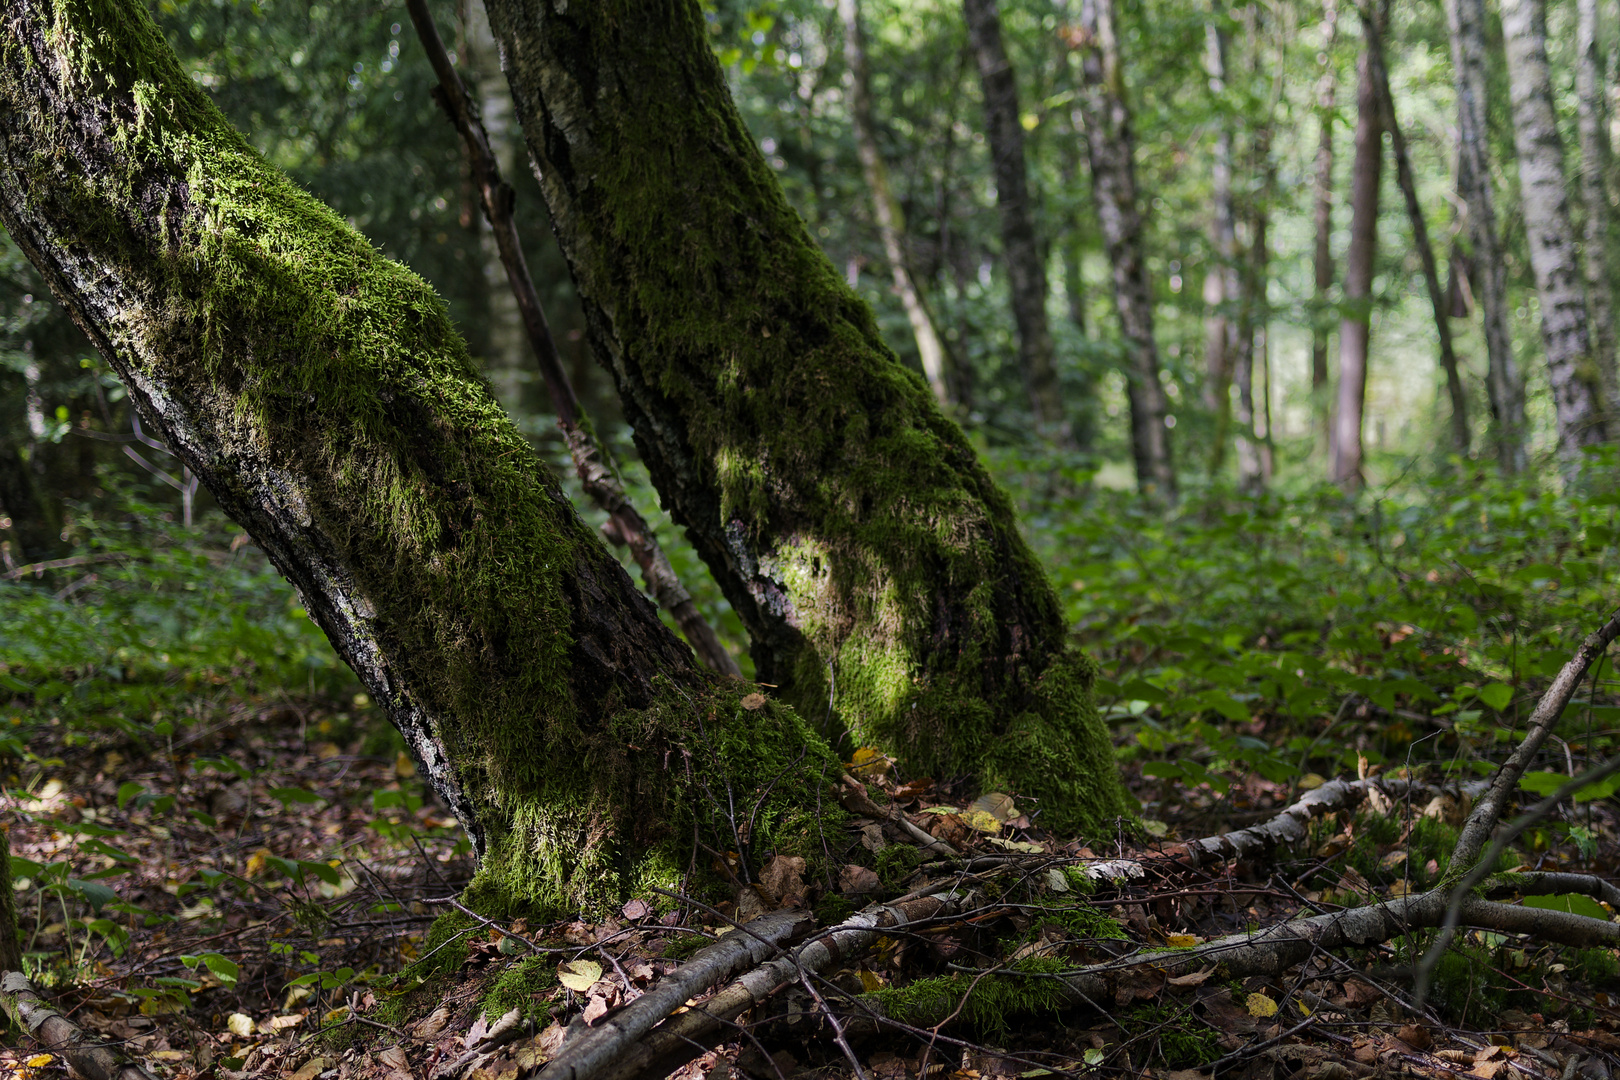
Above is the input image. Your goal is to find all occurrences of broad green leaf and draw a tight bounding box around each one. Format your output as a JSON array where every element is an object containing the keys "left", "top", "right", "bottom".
[{"left": 1522, "top": 893, "right": 1610, "bottom": 922}]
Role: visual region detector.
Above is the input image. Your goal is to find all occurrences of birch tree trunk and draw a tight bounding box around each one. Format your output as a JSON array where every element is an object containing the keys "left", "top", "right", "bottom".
[
  {"left": 963, "top": 0, "right": 1072, "bottom": 446},
  {"left": 1367, "top": 28, "right": 1471, "bottom": 456},
  {"left": 839, "top": 0, "right": 954, "bottom": 410},
  {"left": 0, "top": 0, "right": 835, "bottom": 915},
  {"left": 1577, "top": 0, "right": 1620, "bottom": 407},
  {"left": 1501, "top": 0, "right": 1611, "bottom": 455},
  {"left": 1311, "top": 0, "right": 1338, "bottom": 456},
  {"left": 1447, "top": 0, "right": 1526, "bottom": 471},
  {"left": 1070, "top": 0, "right": 1177, "bottom": 500},
  {"left": 484, "top": 0, "right": 1129, "bottom": 833},
  {"left": 1330, "top": 38, "right": 1383, "bottom": 489}
]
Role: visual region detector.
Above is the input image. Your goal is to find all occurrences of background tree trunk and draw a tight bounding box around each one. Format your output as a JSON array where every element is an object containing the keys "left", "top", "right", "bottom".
[
  {"left": 1311, "top": 0, "right": 1338, "bottom": 458},
  {"left": 485, "top": 0, "right": 1129, "bottom": 833},
  {"left": 1201, "top": 16, "right": 1240, "bottom": 474},
  {"left": 1577, "top": 0, "right": 1620, "bottom": 407},
  {"left": 1368, "top": 29, "right": 1470, "bottom": 456},
  {"left": 1071, "top": 0, "right": 1177, "bottom": 500},
  {"left": 1330, "top": 37, "right": 1383, "bottom": 490},
  {"left": 1501, "top": 0, "right": 1611, "bottom": 456},
  {"left": 1447, "top": 0, "right": 1526, "bottom": 471},
  {"left": 839, "top": 0, "right": 954, "bottom": 410},
  {"left": 963, "top": 0, "right": 1072, "bottom": 447},
  {"left": 0, "top": 0, "right": 832, "bottom": 915}
]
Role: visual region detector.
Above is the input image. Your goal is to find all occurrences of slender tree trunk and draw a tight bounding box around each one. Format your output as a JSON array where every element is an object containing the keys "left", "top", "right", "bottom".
[
  {"left": 1501, "top": 0, "right": 1611, "bottom": 455},
  {"left": 1447, "top": 0, "right": 1526, "bottom": 471},
  {"left": 1577, "top": 0, "right": 1620, "bottom": 406},
  {"left": 838, "top": 0, "right": 954, "bottom": 410},
  {"left": 462, "top": 0, "right": 528, "bottom": 410},
  {"left": 1367, "top": 28, "right": 1471, "bottom": 456},
  {"left": 1069, "top": 0, "right": 1177, "bottom": 500},
  {"left": 1201, "top": 16, "right": 1240, "bottom": 474},
  {"left": 1311, "top": 0, "right": 1339, "bottom": 456},
  {"left": 1234, "top": 12, "right": 1275, "bottom": 495},
  {"left": 485, "top": 0, "right": 1129, "bottom": 832},
  {"left": 963, "top": 0, "right": 1072, "bottom": 446},
  {"left": 0, "top": 0, "right": 832, "bottom": 915},
  {"left": 1330, "top": 32, "right": 1383, "bottom": 489}
]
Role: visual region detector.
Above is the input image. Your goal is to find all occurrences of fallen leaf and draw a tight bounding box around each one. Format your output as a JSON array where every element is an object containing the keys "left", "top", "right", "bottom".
[
  {"left": 1167, "top": 970, "right": 1212, "bottom": 987},
  {"left": 840, "top": 864, "right": 882, "bottom": 894},
  {"left": 1247, "top": 992, "right": 1279, "bottom": 1018},
  {"left": 289, "top": 1058, "right": 330, "bottom": 1080},
  {"left": 1164, "top": 934, "right": 1201, "bottom": 948},
  {"left": 985, "top": 836, "right": 1043, "bottom": 853},
  {"left": 24, "top": 1056, "right": 53, "bottom": 1068},
  {"left": 378, "top": 1046, "right": 410, "bottom": 1069},
  {"left": 558, "top": 959, "right": 603, "bottom": 992},
  {"left": 859, "top": 967, "right": 887, "bottom": 991},
  {"left": 760, "top": 854, "right": 807, "bottom": 908},
  {"left": 1380, "top": 849, "right": 1408, "bottom": 869},
  {"left": 971, "top": 792, "right": 1017, "bottom": 822},
  {"left": 582, "top": 995, "right": 612, "bottom": 1025},
  {"left": 961, "top": 809, "right": 1001, "bottom": 834},
  {"left": 621, "top": 898, "right": 652, "bottom": 921},
  {"left": 412, "top": 1005, "right": 451, "bottom": 1040},
  {"left": 226, "top": 1013, "right": 254, "bottom": 1037},
  {"left": 740, "top": 693, "right": 767, "bottom": 711},
  {"left": 1045, "top": 868, "right": 1070, "bottom": 892},
  {"left": 1396, "top": 1023, "right": 1431, "bottom": 1050},
  {"left": 849, "top": 746, "right": 892, "bottom": 776}
]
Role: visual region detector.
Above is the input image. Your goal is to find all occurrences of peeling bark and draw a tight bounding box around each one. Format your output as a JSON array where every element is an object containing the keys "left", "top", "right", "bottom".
[
  {"left": 1577, "top": 0, "right": 1620, "bottom": 407},
  {"left": 1501, "top": 0, "right": 1610, "bottom": 456}
]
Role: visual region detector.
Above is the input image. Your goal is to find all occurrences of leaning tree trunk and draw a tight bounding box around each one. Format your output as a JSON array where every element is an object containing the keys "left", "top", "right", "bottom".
[
  {"left": 1367, "top": 27, "right": 1470, "bottom": 456},
  {"left": 1501, "top": 0, "right": 1610, "bottom": 455},
  {"left": 1311, "top": 0, "right": 1338, "bottom": 457},
  {"left": 839, "top": 0, "right": 954, "bottom": 411},
  {"left": 0, "top": 0, "right": 836, "bottom": 915},
  {"left": 1577, "top": 0, "right": 1620, "bottom": 407},
  {"left": 1330, "top": 34, "right": 1383, "bottom": 490},
  {"left": 963, "top": 0, "right": 1072, "bottom": 447},
  {"left": 1448, "top": 0, "right": 1526, "bottom": 471},
  {"left": 1070, "top": 0, "right": 1177, "bottom": 500},
  {"left": 484, "top": 0, "right": 1129, "bottom": 833}
]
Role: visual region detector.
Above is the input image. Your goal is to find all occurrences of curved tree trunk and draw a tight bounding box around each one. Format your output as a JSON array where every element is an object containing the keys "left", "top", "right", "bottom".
[
  {"left": 0, "top": 0, "right": 831, "bottom": 915},
  {"left": 1070, "top": 0, "right": 1177, "bottom": 501},
  {"left": 484, "top": 0, "right": 1129, "bottom": 833},
  {"left": 963, "top": 0, "right": 1072, "bottom": 447},
  {"left": 839, "top": 0, "right": 954, "bottom": 411},
  {"left": 1447, "top": 0, "right": 1526, "bottom": 471},
  {"left": 1501, "top": 0, "right": 1610, "bottom": 456},
  {"left": 1330, "top": 37, "right": 1382, "bottom": 490}
]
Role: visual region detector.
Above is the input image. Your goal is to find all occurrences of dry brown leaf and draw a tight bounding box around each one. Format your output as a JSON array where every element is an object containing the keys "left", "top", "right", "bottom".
[
  {"left": 1396, "top": 1024, "right": 1431, "bottom": 1050},
  {"left": 1166, "top": 970, "right": 1212, "bottom": 987},
  {"left": 840, "top": 864, "right": 881, "bottom": 894},
  {"left": 740, "top": 693, "right": 767, "bottom": 711},
  {"left": 760, "top": 854, "right": 807, "bottom": 908}
]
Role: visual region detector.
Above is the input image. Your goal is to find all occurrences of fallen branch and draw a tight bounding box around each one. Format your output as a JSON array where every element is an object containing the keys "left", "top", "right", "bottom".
[
  {"left": 0, "top": 553, "right": 129, "bottom": 581},
  {"left": 0, "top": 971, "right": 158, "bottom": 1080}
]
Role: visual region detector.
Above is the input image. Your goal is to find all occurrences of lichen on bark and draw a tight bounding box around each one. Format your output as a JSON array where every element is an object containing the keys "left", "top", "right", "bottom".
[
  {"left": 486, "top": 0, "right": 1130, "bottom": 834},
  {"left": 0, "top": 0, "right": 836, "bottom": 914}
]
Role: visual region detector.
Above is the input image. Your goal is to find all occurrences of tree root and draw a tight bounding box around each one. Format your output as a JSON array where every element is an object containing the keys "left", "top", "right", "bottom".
[{"left": 0, "top": 971, "right": 158, "bottom": 1080}]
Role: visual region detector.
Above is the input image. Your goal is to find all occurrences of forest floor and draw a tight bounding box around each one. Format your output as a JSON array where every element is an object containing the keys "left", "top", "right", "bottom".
[{"left": 7, "top": 684, "right": 1620, "bottom": 1080}]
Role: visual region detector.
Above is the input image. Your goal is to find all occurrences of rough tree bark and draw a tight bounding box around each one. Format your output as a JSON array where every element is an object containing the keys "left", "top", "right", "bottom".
[
  {"left": 1330, "top": 27, "right": 1383, "bottom": 490},
  {"left": 1577, "top": 0, "right": 1620, "bottom": 406},
  {"left": 1501, "top": 0, "right": 1611, "bottom": 455},
  {"left": 0, "top": 0, "right": 834, "bottom": 914},
  {"left": 839, "top": 0, "right": 954, "bottom": 411},
  {"left": 1367, "top": 26, "right": 1470, "bottom": 456},
  {"left": 1069, "top": 0, "right": 1177, "bottom": 500},
  {"left": 963, "top": 0, "right": 1072, "bottom": 446},
  {"left": 1447, "top": 0, "right": 1526, "bottom": 471},
  {"left": 483, "top": 0, "right": 1129, "bottom": 831},
  {"left": 1311, "top": 0, "right": 1338, "bottom": 456}
]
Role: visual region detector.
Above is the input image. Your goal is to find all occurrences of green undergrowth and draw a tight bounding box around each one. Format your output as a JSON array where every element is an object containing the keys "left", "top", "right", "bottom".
[
  {"left": 1126, "top": 1004, "right": 1222, "bottom": 1068},
  {"left": 481, "top": 955, "right": 557, "bottom": 1024}
]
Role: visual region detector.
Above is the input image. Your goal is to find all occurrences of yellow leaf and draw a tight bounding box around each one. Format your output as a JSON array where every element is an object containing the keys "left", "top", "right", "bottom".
[
  {"left": 151, "top": 1050, "right": 188, "bottom": 1062},
  {"left": 1141, "top": 819, "right": 1170, "bottom": 838},
  {"left": 1164, "top": 934, "right": 1201, "bottom": 948},
  {"left": 24, "top": 1056, "right": 52, "bottom": 1068},
  {"left": 226, "top": 1013, "right": 254, "bottom": 1037},
  {"left": 848, "top": 746, "right": 891, "bottom": 776},
  {"left": 558, "top": 959, "right": 603, "bottom": 992},
  {"left": 971, "top": 792, "right": 1017, "bottom": 822},
  {"left": 1299, "top": 773, "right": 1326, "bottom": 790},
  {"left": 395, "top": 751, "right": 415, "bottom": 778},
  {"left": 858, "top": 967, "right": 887, "bottom": 992},
  {"left": 961, "top": 809, "right": 1001, "bottom": 834},
  {"left": 740, "top": 693, "right": 767, "bottom": 711},
  {"left": 1247, "top": 992, "right": 1279, "bottom": 1018}
]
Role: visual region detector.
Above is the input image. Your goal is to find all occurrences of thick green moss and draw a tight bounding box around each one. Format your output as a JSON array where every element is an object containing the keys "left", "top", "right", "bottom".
[
  {"left": 863, "top": 957, "right": 1074, "bottom": 1038},
  {"left": 482, "top": 957, "right": 557, "bottom": 1024}
]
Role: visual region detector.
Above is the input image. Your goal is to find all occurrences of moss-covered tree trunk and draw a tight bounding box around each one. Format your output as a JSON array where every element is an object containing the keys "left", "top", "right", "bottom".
[
  {"left": 0, "top": 0, "right": 834, "bottom": 914},
  {"left": 483, "top": 0, "right": 1128, "bottom": 832}
]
